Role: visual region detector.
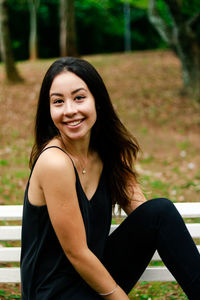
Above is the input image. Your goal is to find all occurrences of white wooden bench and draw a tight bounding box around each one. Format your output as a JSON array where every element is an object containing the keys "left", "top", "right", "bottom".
[{"left": 0, "top": 203, "right": 200, "bottom": 283}]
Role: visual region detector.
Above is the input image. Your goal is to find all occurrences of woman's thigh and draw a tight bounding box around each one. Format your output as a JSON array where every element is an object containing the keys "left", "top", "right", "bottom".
[{"left": 102, "top": 199, "right": 160, "bottom": 293}]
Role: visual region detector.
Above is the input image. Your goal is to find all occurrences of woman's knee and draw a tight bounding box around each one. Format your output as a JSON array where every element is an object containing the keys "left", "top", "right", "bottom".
[
  {"left": 151, "top": 198, "right": 174, "bottom": 210},
  {"left": 150, "top": 197, "right": 176, "bottom": 213},
  {"left": 128, "top": 198, "right": 174, "bottom": 218},
  {"left": 125, "top": 198, "right": 179, "bottom": 229},
  {"left": 148, "top": 198, "right": 182, "bottom": 226},
  {"left": 136, "top": 198, "right": 174, "bottom": 213}
]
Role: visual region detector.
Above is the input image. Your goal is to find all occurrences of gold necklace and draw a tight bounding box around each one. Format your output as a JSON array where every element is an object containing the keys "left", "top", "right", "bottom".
[{"left": 79, "top": 158, "right": 87, "bottom": 175}]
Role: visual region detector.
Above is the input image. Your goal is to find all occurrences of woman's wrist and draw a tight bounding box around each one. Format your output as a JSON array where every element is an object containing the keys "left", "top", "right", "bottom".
[
  {"left": 99, "top": 285, "right": 129, "bottom": 300},
  {"left": 98, "top": 284, "right": 118, "bottom": 296}
]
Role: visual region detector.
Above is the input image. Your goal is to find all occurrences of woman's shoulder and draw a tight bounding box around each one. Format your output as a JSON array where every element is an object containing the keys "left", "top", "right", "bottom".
[
  {"left": 35, "top": 140, "right": 74, "bottom": 177},
  {"left": 28, "top": 139, "right": 75, "bottom": 207}
]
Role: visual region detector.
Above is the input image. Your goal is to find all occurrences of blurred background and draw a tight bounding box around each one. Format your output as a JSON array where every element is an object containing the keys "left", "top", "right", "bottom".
[
  {"left": 1, "top": 0, "right": 167, "bottom": 60},
  {"left": 1, "top": 0, "right": 200, "bottom": 97},
  {"left": 0, "top": 0, "right": 200, "bottom": 298}
]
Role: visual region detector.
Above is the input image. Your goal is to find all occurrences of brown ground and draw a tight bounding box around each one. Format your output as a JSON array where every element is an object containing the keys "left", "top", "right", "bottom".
[{"left": 0, "top": 50, "right": 199, "bottom": 299}]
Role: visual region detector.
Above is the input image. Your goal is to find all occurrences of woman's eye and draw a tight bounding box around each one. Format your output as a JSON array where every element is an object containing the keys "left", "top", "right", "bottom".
[
  {"left": 75, "top": 95, "right": 85, "bottom": 101},
  {"left": 53, "top": 99, "right": 63, "bottom": 104}
]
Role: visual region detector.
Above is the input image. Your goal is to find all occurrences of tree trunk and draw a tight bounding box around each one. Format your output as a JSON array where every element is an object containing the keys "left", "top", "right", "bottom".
[
  {"left": 148, "top": 0, "right": 200, "bottom": 100},
  {"left": 60, "top": 0, "right": 67, "bottom": 57},
  {"left": 124, "top": 1, "right": 131, "bottom": 52},
  {"left": 28, "top": 0, "right": 39, "bottom": 60},
  {"left": 59, "top": 0, "right": 78, "bottom": 57},
  {"left": 0, "top": 0, "right": 23, "bottom": 82},
  {"left": 176, "top": 26, "right": 200, "bottom": 99}
]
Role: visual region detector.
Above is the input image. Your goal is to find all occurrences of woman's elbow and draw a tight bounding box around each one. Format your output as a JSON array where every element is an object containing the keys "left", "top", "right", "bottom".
[{"left": 64, "top": 245, "right": 90, "bottom": 265}]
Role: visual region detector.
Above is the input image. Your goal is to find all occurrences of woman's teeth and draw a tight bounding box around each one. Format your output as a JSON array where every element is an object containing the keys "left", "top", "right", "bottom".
[{"left": 67, "top": 120, "right": 82, "bottom": 126}]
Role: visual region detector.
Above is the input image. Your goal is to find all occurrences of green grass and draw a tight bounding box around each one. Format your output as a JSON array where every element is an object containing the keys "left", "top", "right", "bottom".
[
  {"left": 0, "top": 289, "right": 21, "bottom": 299},
  {"left": 129, "top": 282, "right": 187, "bottom": 299},
  {"left": 0, "top": 160, "right": 9, "bottom": 166}
]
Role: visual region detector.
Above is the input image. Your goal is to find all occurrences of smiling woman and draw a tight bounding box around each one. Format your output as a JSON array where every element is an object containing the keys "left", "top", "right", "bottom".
[
  {"left": 20, "top": 57, "right": 200, "bottom": 300},
  {"left": 49, "top": 72, "right": 97, "bottom": 143}
]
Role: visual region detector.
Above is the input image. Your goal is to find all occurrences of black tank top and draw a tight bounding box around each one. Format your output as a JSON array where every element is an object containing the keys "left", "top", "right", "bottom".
[{"left": 20, "top": 146, "right": 112, "bottom": 299}]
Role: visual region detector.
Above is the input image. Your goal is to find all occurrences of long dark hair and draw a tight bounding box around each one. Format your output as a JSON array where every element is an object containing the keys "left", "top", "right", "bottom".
[{"left": 30, "top": 57, "right": 140, "bottom": 207}]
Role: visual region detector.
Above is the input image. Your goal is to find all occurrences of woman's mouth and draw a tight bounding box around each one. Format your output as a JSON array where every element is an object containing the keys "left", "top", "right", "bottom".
[{"left": 64, "top": 119, "right": 84, "bottom": 127}]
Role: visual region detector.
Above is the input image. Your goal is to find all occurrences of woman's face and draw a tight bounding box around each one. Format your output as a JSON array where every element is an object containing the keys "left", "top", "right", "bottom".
[{"left": 49, "top": 71, "right": 97, "bottom": 142}]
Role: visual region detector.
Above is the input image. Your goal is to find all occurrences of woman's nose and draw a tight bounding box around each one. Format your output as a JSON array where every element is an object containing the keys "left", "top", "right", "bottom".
[{"left": 63, "top": 100, "right": 77, "bottom": 116}]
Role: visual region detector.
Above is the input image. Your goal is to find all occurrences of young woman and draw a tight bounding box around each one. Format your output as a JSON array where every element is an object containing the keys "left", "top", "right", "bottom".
[{"left": 20, "top": 57, "right": 200, "bottom": 300}]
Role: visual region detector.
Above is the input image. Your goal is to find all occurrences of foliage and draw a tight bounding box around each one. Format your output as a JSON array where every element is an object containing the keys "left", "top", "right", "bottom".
[
  {"left": 2, "top": 0, "right": 200, "bottom": 61},
  {"left": 129, "top": 0, "right": 148, "bottom": 9},
  {"left": 181, "top": 0, "right": 200, "bottom": 17},
  {"left": 156, "top": 0, "right": 200, "bottom": 24},
  {"left": 8, "top": 0, "right": 59, "bottom": 59},
  {"left": 0, "top": 0, "right": 24, "bottom": 82},
  {"left": 148, "top": 0, "right": 200, "bottom": 99},
  {"left": 5, "top": 0, "right": 164, "bottom": 60}
]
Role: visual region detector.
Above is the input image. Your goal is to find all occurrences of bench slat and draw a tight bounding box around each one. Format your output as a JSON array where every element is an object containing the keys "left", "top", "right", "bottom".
[
  {"left": 113, "top": 202, "right": 200, "bottom": 218},
  {"left": 1, "top": 224, "right": 199, "bottom": 241},
  {"left": 140, "top": 267, "right": 175, "bottom": 281},
  {"left": 0, "top": 205, "right": 23, "bottom": 220},
  {"left": 152, "top": 245, "right": 200, "bottom": 261},
  {"left": 0, "top": 247, "right": 21, "bottom": 262},
  {"left": 0, "top": 226, "right": 21, "bottom": 241},
  {"left": 1, "top": 246, "right": 199, "bottom": 263},
  {"left": 0, "top": 268, "right": 20, "bottom": 283},
  {"left": 186, "top": 223, "right": 200, "bottom": 238},
  {"left": 110, "top": 223, "right": 200, "bottom": 237},
  {"left": 174, "top": 203, "right": 200, "bottom": 218},
  {"left": 0, "top": 267, "right": 176, "bottom": 283},
  {"left": 0, "top": 203, "right": 200, "bottom": 220}
]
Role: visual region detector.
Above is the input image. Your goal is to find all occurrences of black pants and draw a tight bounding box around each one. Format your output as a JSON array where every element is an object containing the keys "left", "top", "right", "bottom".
[{"left": 103, "top": 198, "right": 200, "bottom": 300}]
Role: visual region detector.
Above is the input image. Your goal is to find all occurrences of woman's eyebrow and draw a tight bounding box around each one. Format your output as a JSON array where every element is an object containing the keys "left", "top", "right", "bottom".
[
  {"left": 50, "top": 88, "right": 87, "bottom": 98},
  {"left": 71, "top": 88, "right": 87, "bottom": 95},
  {"left": 50, "top": 92, "right": 63, "bottom": 98}
]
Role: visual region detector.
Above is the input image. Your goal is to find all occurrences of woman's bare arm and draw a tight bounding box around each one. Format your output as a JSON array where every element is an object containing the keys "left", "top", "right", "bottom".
[
  {"left": 36, "top": 149, "right": 129, "bottom": 299},
  {"left": 122, "top": 182, "right": 147, "bottom": 215}
]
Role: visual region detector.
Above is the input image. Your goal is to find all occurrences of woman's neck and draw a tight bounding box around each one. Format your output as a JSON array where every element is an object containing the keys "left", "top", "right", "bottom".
[
  {"left": 59, "top": 135, "right": 91, "bottom": 159},
  {"left": 58, "top": 135, "right": 95, "bottom": 175}
]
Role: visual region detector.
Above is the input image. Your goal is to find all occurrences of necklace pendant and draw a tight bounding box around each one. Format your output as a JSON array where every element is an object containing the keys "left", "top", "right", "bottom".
[{"left": 82, "top": 169, "right": 86, "bottom": 174}]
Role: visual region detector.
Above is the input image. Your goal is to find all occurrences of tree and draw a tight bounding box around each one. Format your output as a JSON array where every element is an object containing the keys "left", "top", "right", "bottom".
[
  {"left": 148, "top": 0, "right": 200, "bottom": 99},
  {"left": 124, "top": 1, "right": 131, "bottom": 52},
  {"left": 0, "top": 0, "right": 23, "bottom": 82},
  {"left": 60, "top": 0, "right": 78, "bottom": 57},
  {"left": 28, "top": 0, "right": 40, "bottom": 60},
  {"left": 123, "top": 0, "right": 149, "bottom": 52}
]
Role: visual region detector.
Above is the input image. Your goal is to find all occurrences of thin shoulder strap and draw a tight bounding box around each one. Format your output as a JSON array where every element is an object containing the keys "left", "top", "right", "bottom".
[
  {"left": 29, "top": 146, "right": 75, "bottom": 178},
  {"left": 41, "top": 146, "right": 73, "bottom": 160}
]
